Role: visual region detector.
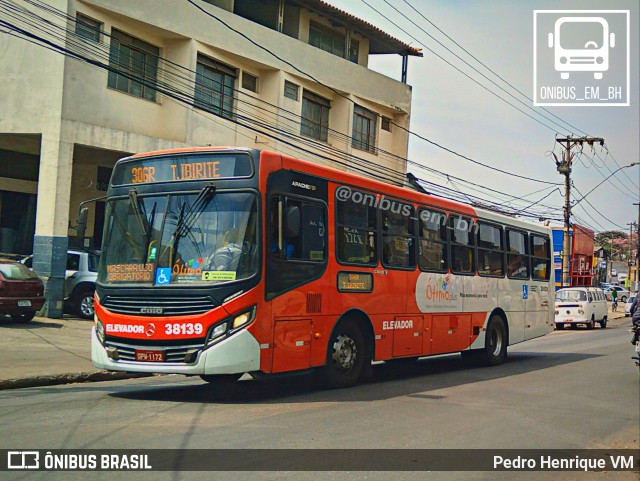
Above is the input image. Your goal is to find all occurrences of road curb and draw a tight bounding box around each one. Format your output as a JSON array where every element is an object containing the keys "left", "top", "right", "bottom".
[{"left": 0, "top": 371, "right": 155, "bottom": 390}]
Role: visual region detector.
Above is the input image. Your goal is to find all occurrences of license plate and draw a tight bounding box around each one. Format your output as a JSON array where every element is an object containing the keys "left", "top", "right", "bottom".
[
  {"left": 135, "top": 349, "right": 164, "bottom": 362},
  {"left": 18, "top": 300, "right": 31, "bottom": 307}
]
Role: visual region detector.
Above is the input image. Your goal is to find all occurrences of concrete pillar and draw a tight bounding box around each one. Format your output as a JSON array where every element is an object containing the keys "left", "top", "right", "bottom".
[{"left": 33, "top": 137, "right": 74, "bottom": 318}]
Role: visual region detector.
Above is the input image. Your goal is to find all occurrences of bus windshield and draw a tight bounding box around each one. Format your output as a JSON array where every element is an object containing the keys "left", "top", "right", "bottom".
[
  {"left": 98, "top": 191, "right": 258, "bottom": 286},
  {"left": 555, "top": 290, "right": 587, "bottom": 302}
]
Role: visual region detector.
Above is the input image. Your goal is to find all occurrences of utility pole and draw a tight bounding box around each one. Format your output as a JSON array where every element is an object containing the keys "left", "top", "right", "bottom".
[
  {"left": 627, "top": 222, "right": 635, "bottom": 289},
  {"left": 634, "top": 202, "right": 640, "bottom": 291},
  {"left": 555, "top": 136, "right": 604, "bottom": 287}
]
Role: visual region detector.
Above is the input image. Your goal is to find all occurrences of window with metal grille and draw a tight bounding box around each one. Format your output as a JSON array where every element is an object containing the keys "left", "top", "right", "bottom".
[
  {"left": 107, "top": 29, "right": 159, "bottom": 101},
  {"left": 242, "top": 71, "right": 258, "bottom": 92},
  {"left": 194, "top": 55, "right": 236, "bottom": 119},
  {"left": 381, "top": 116, "right": 392, "bottom": 132},
  {"left": 352, "top": 105, "right": 377, "bottom": 153},
  {"left": 301, "top": 90, "right": 330, "bottom": 141},
  {"left": 75, "top": 13, "right": 101, "bottom": 42},
  {"left": 284, "top": 80, "right": 299, "bottom": 100}
]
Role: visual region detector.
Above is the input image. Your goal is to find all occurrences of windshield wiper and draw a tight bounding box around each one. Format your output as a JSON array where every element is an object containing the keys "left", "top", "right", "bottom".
[
  {"left": 128, "top": 188, "right": 150, "bottom": 237},
  {"left": 169, "top": 183, "right": 216, "bottom": 262}
]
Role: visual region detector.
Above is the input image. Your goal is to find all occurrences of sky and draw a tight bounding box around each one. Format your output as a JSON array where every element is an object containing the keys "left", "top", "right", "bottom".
[{"left": 325, "top": 0, "right": 640, "bottom": 234}]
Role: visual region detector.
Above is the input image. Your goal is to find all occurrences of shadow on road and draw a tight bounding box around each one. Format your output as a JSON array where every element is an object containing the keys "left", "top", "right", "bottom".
[
  {"left": 0, "top": 318, "right": 64, "bottom": 329},
  {"left": 108, "top": 350, "right": 601, "bottom": 404}
]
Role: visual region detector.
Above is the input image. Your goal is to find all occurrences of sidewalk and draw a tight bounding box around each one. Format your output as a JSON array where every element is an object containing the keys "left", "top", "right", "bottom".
[
  {"left": 0, "top": 307, "right": 633, "bottom": 390},
  {"left": 0, "top": 315, "right": 150, "bottom": 390}
]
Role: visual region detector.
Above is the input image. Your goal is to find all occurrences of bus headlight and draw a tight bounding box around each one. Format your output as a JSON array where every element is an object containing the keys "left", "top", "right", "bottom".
[
  {"left": 95, "top": 319, "right": 105, "bottom": 344},
  {"left": 205, "top": 306, "right": 256, "bottom": 348}
]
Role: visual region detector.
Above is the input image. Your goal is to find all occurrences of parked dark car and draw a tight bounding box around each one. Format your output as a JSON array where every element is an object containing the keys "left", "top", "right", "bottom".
[{"left": 0, "top": 259, "right": 44, "bottom": 322}]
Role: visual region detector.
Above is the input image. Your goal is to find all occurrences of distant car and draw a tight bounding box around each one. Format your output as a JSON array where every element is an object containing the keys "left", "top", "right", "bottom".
[
  {"left": 22, "top": 249, "right": 99, "bottom": 319},
  {"left": 604, "top": 286, "right": 630, "bottom": 302},
  {"left": 611, "top": 269, "right": 617, "bottom": 276},
  {"left": 599, "top": 282, "right": 612, "bottom": 289},
  {"left": 0, "top": 258, "right": 45, "bottom": 323},
  {"left": 626, "top": 296, "right": 636, "bottom": 317}
]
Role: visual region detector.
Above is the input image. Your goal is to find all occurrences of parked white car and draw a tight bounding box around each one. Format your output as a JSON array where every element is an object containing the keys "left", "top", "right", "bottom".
[
  {"left": 555, "top": 287, "right": 608, "bottom": 329},
  {"left": 626, "top": 296, "right": 636, "bottom": 317}
]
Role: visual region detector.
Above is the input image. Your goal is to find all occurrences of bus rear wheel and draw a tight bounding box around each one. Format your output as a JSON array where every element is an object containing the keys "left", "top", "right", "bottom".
[{"left": 321, "top": 319, "right": 367, "bottom": 389}]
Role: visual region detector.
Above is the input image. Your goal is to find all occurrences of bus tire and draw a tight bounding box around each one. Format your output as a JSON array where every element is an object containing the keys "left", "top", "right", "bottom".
[
  {"left": 587, "top": 317, "right": 595, "bottom": 330},
  {"left": 600, "top": 317, "right": 607, "bottom": 329},
  {"left": 480, "top": 315, "right": 508, "bottom": 366},
  {"left": 321, "top": 319, "right": 367, "bottom": 389}
]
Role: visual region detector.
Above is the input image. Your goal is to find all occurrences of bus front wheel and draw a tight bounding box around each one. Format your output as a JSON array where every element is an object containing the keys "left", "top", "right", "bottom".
[{"left": 321, "top": 319, "right": 367, "bottom": 389}]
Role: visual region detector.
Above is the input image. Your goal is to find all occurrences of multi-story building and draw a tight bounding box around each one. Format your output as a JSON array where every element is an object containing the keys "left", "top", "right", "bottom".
[{"left": 0, "top": 0, "right": 420, "bottom": 316}]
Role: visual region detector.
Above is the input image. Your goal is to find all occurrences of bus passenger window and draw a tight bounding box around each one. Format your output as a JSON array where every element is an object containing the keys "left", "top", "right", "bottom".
[
  {"left": 477, "top": 222, "right": 504, "bottom": 277},
  {"left": 336, "top": 189, "right": 377, "bottom": 266},
  {"left": 507, "top": 230, "right": 529, "bottom": 279},
  {"left": 449, "top": 215, "right": 475, "bottom": 274},
  {"left": 381, "top": 202, "right": 415, "bottom": 269},
  {"left": 418, "top": 208, "right": 447, "bottom": 272},
  {"left": 531, "top": 234, "right": 551, "bottom": 281}
]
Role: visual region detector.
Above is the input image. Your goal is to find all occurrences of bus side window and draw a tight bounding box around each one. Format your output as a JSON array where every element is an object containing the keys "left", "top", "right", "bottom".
[
  {"left": 449, "top": 215, "right": 475, "bottom": 274},
  {"left": 270, "top": 196, "right": 326, "bottom": 262},
  {"left": 506, "top": 229, "right": 529, "bottom": 279},
  {"left": 530, "top": 234, "right": 551, "bottom": 281},
  {"left": 477, "top": 222, "right": 504, "bottom": 277},
  {"left": 336, "top": 189, "right": 377, "bottom": 266},
  {"left": 381, "top": 201, "right": 415, "bottom": 269},
  {"left": 417, "top": 208, "right": 448, "bottom": 272}
]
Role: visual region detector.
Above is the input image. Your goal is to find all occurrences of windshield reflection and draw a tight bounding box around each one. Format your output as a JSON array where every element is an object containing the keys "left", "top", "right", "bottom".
[{"left": 98, "top": 192, "right": 258, "bottom": 286}]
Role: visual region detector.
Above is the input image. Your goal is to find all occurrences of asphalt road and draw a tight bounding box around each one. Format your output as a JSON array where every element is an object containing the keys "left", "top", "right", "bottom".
[{"left": 1, "top": 319, "right": 638, "bottom": 481}]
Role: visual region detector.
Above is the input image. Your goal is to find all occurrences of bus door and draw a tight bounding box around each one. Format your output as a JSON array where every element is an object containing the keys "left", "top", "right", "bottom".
[
  {"left": 526, "top": 235, "right": 553, "bottom": 339},
  {"left": 266, "top": 171, "right": 328, "bottom": 372},
  {"left": 505, "top": 230, "right": 530, "bottom": 344}
]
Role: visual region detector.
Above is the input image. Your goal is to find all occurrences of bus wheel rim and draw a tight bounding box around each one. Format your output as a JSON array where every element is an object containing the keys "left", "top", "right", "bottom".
[
  {"left": 332, "top": 335, "right": 357, "bottom": 370},
  {"left": 491, "top": 329, "right": 503, "bottom": 357}
]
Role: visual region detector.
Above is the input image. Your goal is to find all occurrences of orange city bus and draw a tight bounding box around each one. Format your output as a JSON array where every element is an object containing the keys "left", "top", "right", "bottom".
[{"left": 91, "top": 147, "right": 554, "bottom": 388}]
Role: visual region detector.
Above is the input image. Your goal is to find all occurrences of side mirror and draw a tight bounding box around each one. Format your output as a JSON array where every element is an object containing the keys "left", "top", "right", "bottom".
[
  {"left": 77, "top": 207, "right": 88, "bottom": 240},
  {"left": 286, "top": 206, "right": 300, "bottom": 238}
]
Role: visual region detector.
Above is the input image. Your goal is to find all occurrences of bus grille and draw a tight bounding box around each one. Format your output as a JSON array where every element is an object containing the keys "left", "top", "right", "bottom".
[
  {"left": 104, "top": 339, "right": 205, "bottom": 363},
  {"left": 101, "top": 295, "right": 216, "bottom": 316}
]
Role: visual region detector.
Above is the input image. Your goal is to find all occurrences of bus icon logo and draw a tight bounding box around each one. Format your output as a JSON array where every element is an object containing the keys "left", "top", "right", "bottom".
[
  {"left": 8, "top": 451, "right": 39, "bottom": 469},
  {"left": 534, "top": 10, "right": 629, "bottom": 106},
  {"left": 549, "top": 17, "right": 614, "bottom": 80}
]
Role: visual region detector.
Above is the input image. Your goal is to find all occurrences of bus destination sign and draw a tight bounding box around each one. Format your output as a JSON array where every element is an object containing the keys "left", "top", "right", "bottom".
[
  {"left": 111, "top": 153, "right": 253, "bottom": 185},
  {"left": 337, "top": 271, "right": 373, "bottom": 293}
]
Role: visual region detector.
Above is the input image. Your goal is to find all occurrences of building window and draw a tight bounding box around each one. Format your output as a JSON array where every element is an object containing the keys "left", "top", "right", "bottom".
[
  {"left": 194, "top": 55, "right": 236, "bottom": 119},
  {"left": 75, "top": 13, "right": 101, "bottom": 42},
  {"left": 381, "top": 116, "right": 392, "bottom": 132},
  {"left": 352, "top": 105, "right": 377, "bottom": 153},
  {"left": 284, "top": 80, "right": 299, "bottom": 101},
  {"left": 242, "top": 71, "right": 258, "bottom": 93},
  {"left": 107, "top": 29, "right": 159, "bottom": 101},
  {"left": 301, "top": 90, "right": 330, "bottom": 141},
  {"left": 309, "top": 21, "right": 345, "bottom": 58},
  {"left": 348, "top": 39, "right": 359, "bottom": 63}
]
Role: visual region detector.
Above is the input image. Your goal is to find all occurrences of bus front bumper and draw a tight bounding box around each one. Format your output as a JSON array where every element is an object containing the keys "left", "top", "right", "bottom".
[{"left": 91, "top": 327, "right": 261, "bottom": 375}]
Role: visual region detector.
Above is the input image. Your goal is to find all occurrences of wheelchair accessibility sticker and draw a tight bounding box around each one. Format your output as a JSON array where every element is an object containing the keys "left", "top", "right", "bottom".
[
  {"left": 155, "top": 268, "right": 171, "bottom": 285},
  {"left": 522, "top": 285, "right": 529, "bottom": 300}
]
